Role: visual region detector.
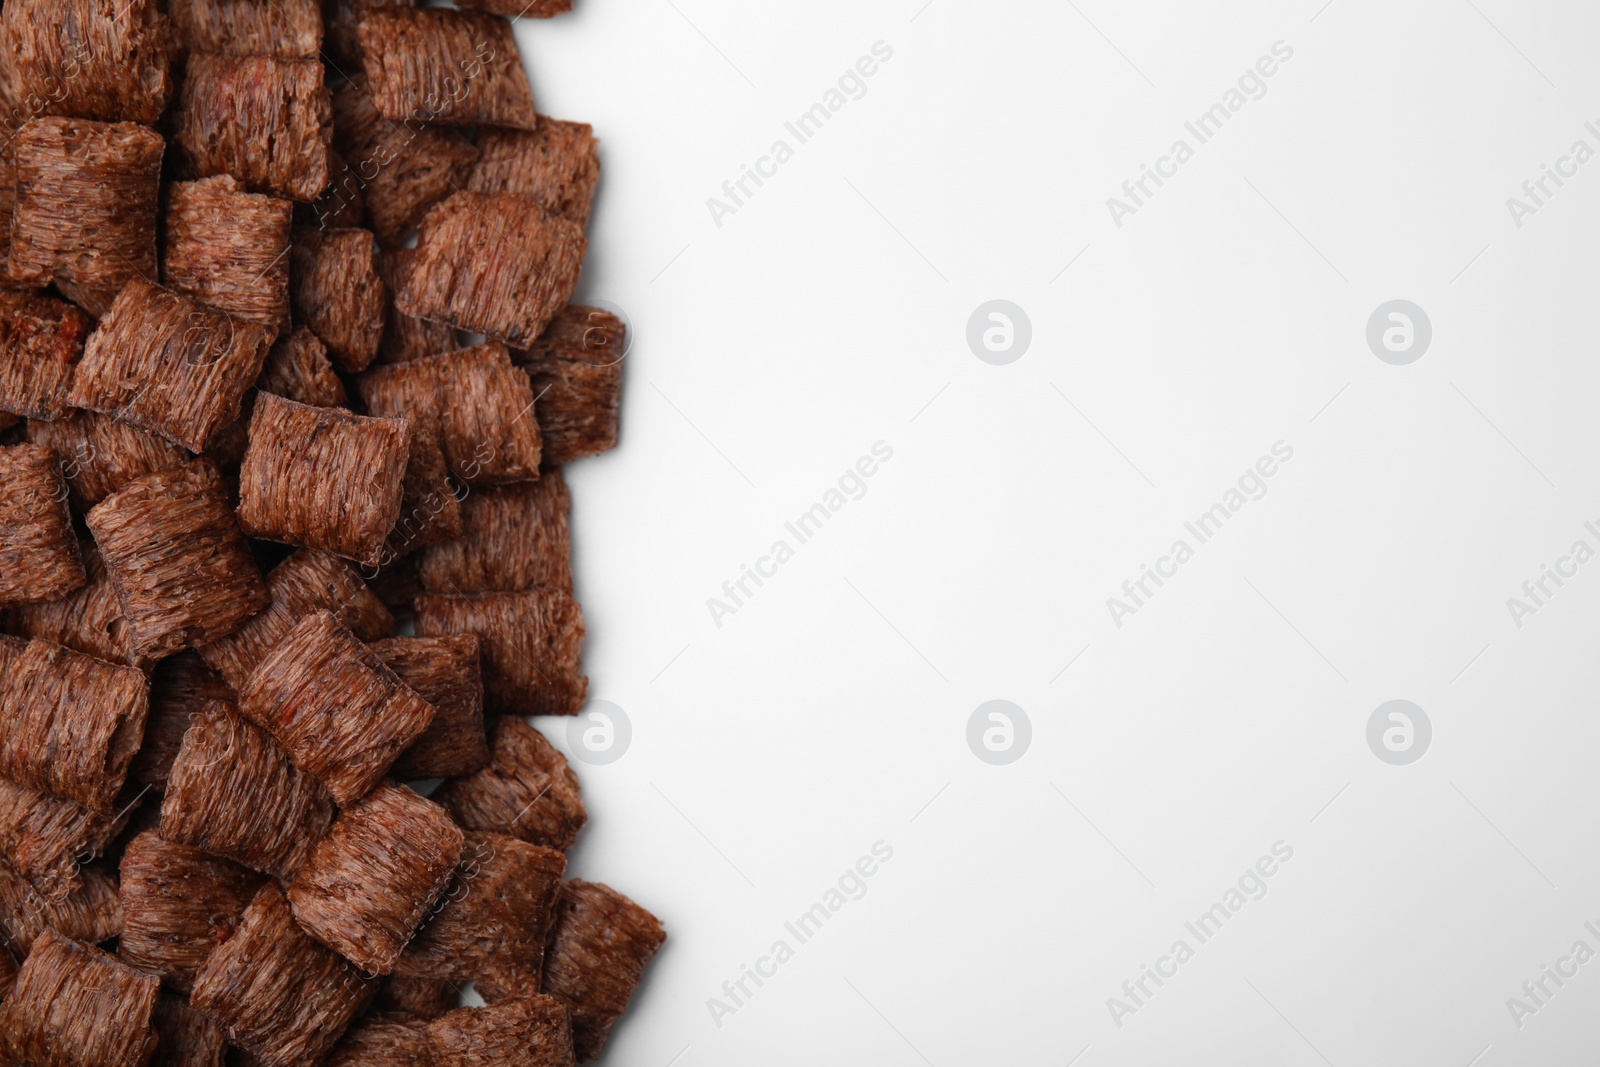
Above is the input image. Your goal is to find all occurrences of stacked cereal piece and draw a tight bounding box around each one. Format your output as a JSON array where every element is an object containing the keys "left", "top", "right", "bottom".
[{"left": 0, "top": 1, "right": 659, "bottom": 1062}]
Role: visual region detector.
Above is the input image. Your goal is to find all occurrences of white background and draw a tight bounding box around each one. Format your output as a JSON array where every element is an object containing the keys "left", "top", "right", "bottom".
[{"left": 517, "top": 2, "right": 1600, "bottom": 1063}]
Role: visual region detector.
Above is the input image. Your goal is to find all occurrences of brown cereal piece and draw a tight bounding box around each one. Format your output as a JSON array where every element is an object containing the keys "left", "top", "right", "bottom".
[
  {"left": 426, "top": 994, "right": 575, "bottom": 1067},
  {"left": 162, "top": 176, "right": 294, "bottom": 330},
  {"left": 0, "top": 442, "right": 85, "bottom": 606},
  {"left": 301, "top": 148, "right": 368, "bottom": 230},
  {"left": 167, "top": 0, "right": 321, "bottom": 58},
  {"left": 0, "top": 929, "right": 160, "bottom": 1067},
  {"left": 191, "top": 883, "right": 374, "bottom": 1067},
  {"left": 175, "top": 53, "right": 333, "bottom": 203},
  {"left": 397, "top": 832, "right": 565, "bottom": 999},
  {"left": 372, "top": 635, "right": 487, "bottom": 779},
  {"left": 0, "top": 776, "right": 131, "bottom": 902},
  {"left": 256, "top": 327, "right": 347, "bottom": 408},
  {"left": 433, "top": 717, "right": 585, "bottom": 851},
  {"left": 0, "top": 289, "right": 92, "bottom": 422},
  {"left": 119, "top": 831, "right": 267, "bottom": 992},
  {"left": 237, "top": 394, "right": 411, "bottom": 568},
  {"left": 237, "top": 610, "right": 436, "bottom": 805},
  {"left": 0, "top": 859, "right": 122, "bottom": 955},
  {"left": 542, "top": 880, "right": 665, "bottom": 1061},
  {"left": 328, "top": 1014, "right": 433, "bottom": 1067},
  {"left": 159, "top": 701, "right": 335, "bottom": 882},
  {"left": 87, "top": 459, "right": 270, "bottom": 660},
  {"left": 288, "top": 783, "right": 464, "bottom": 974},
  {"left": 0, "top": 637, "right": 149, "bottom": 812},
  {"left": 469, "top": 120, "right": 598, "bottom": 229},
  {"left": 151, "top": 992, "right": 228, "bottom": 1067},
  {"left": 290, "top": 227, "right": 386, "bottom": 372},
  {"left": 398, "top": 192, "right": 586, "bottom": 347},
  {"left": 376, "top": 974, "right": 457, "bottom": 1019},
  {"left": 130, "top": 653, "right": 233, "bottom": 791},
  {"left": 357, "top": 343, "right": 542, "bottom": 486},
  {"left": 198, "top": 548, "right": 394, "bottom": 691},
  {"left": 2, "top": 0, "right": 172, "bottom": 125},
  {"left": 359, "top": 9, "right": 536, "bottom": 131},
  {"left": 6, "top": 540, "right": 137, "bottom": 666},
  {"left": 8, "top": 117, "right": 164, "bottom": 315},
  {"left": 68, "top": 278, "right": 277, "bottom": 453},
  {"left": 27, "top": 410, "right": 191, "bottom": 511},
  {"left": 333, "top": 76, "right": 481, "bottom": 248},
  {"left": 516, "top": 304, "right": 625, "bottom": 464},
  {"left": 384, "top": 423, "right": 464, "bottom": 562},
  {"left": 419, "top": 472, "right": 571, "bottom": 595},
  {"left": 0, "top": 130, "right": 15, "bottom": 283},
  {"left": 377, "top": 247, "right": 461, "bottom": 364},
  {"left": 415, "top": 591, "right": 586, "bottom": 715}
]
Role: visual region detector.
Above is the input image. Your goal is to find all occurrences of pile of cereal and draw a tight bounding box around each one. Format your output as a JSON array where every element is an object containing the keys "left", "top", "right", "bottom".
[{"left": 0, "top": 1, "right": 655, "bottom": 1062}]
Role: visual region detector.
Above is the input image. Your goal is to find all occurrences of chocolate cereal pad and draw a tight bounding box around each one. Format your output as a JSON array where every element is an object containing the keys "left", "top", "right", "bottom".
[
  {"left": 358, "top": 9, "right": 538, "bottom": 131},
  {"left": 0, "top": 929, "right": 160, "bottom": 1067},
  {"left": 235, "top": 609, "right": 436, "bottom": 805},
  {"left": 86, "top": 458, "right": 270, "bottom": 661}
]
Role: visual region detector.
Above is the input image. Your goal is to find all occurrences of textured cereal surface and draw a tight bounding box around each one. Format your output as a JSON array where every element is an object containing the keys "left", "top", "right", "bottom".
[
  {"left": 333, "top": 76, "right": 481, "bottom": 247},
  {"left": 0, "top": 289, "right": 92, "bottom": 422},
  {"left": 68, "top": 277, "right": 276, "bottom": 453},
  {"left": 151, "top": 991, "right": 228, "bottom": 1067},
  {"left": 199, "top": 548, "right": 394, "bottom": 691},
  {"left": 426, "top": 994, "right": 576, "bottom": 1067},
  {"left": 290, "top": 226, "right": 386, "bottom": 371},
  {"left": 129, "top": 652, "right": 233, "bottom": 790},
  {"left": 359, "top": 9, "right": 537, "bottom": 130},
  {"left": 377, "top": 247, "right": 462, "bottom": 364},
  {"left": 256, "top": 327, "right": 347, "bottom": 407},
  {"left": 327, "top": 1013, "right": 433, "bottom": 1067},
  {"left": 0, "top": 775, "right": 125, "bottom": 902},
  {"left": 236, "top": 610, "right": 436, "bottom": 805},
  {"left": 2, "top": 0, "right": 171, "bottom": 124},
  {"left": 87, "top": 459, "right": 270, "bottom": 660},
  {"left": 0, "top": 441, "right": 85, "bottom": 605},
  {"left": 0, "top": 858, "right": 121, "bottom": 955},
  {"left": 419, "top": 472, "right": 572, "bottom": 595},
  {"left": 27, "top": 409, "right": 191, "bottom": 511},
  {"left": 433, "top": 717, "right": 586, "bottom": 851},
  {"left": 541, "top": 880, "right": 667, "bottom": 1061},
  {"left": 8, "top": 116, "right": 164, "bottom": 314},
  {"left": 375, "top": 973, "right": 457, "bottom": 1019},
  {"left": 516, "top": 304, "right": 626, "bottom": 464},
  {"left": 415, "top": 590, "right": 587, "bottom": 715},
  {"left": 191, "top": 883, "right": 374, "bottom": 1067},
  {"left": 384, "top": 422, "right": 463, "bottom": 562},
  {"left": 174, "top": 53, "right": 332, "bottom": 202},
  {"left": 398, "top": 831, "right": 565, "bottom": 1000},
  {"left": 357, "top": 343, "right": 542, "bottom": 486},
  {"left": 119, "top": 831, "right": 267, "bottom": 992},
  {"left": 0, "top": 637, "right": 150, "bottom": 812},
  {"left": 375, "top": 634, "right": 488, "bottom": 779},
  {"left": 168, "top": 0, "right": 320, "bottom": 58},
  {"left": 397, "top": 191, "right": 586, "bottom": 347},
  {"left": 5, "top": 540, "right": 137, "bottom": 667},
  {"left": 236, "top": 394, "right": 411, "bottom": 568},
  {"left": 0, "top": 929, "right": 160, "bottom": 1067},
  {"left": 162, "top": 175, "right": 294, "bottom": 328},
  {"left": 469, "top": 120, "right": 599, "bottom": 228},
  {"left": 288, "top": 783, "right": 464, "bottom": 974},
  {"left": 159, "top": 701, "right": 335, "bottom": 882}
]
